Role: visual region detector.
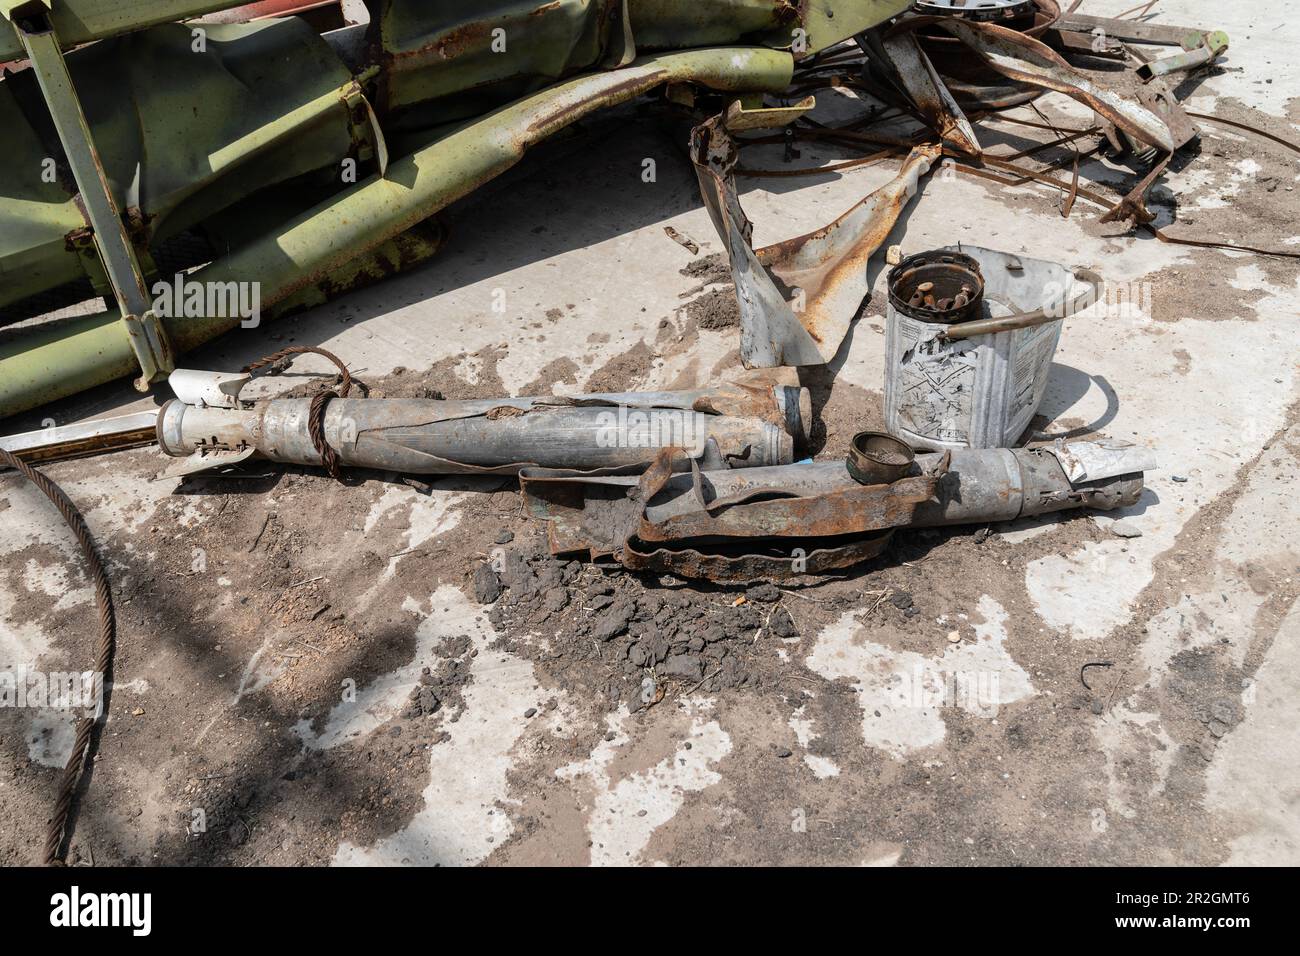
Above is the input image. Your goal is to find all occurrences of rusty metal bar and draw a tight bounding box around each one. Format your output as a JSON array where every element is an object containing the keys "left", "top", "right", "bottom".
[
  {"left": 0, "top": 411, "right": 158, "bottom": 468},
  {"left": 1057, "top": 13, "right": 1207, "bottom": 48}
]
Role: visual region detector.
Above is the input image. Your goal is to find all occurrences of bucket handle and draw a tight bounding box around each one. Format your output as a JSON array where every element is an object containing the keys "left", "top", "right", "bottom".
[{"left": 940, "top": 267, "right": 1104, "bottom": 342}]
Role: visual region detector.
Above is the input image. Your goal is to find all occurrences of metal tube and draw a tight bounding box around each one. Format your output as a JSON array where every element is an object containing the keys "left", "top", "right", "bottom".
[
  {"left": 158, "top": 399, "right": 794, "bottom": 474},
  {"left": 941, "top": 267, "right": 1103, "bottom": 341},
  {"left": 157, "top": 380, "right": 810, "bottom": 474}
]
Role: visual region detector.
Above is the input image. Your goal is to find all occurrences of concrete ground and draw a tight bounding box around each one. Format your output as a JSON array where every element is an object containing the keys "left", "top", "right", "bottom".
[{"left": 1, "top": 0, "right": 1297, "bottom": 866}]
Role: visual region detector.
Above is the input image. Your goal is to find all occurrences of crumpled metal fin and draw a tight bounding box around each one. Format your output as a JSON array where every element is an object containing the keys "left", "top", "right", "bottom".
[
  {"left": 601, "top": 0, "right": 637, "bottom": 69},
  {"left": 162, "top": 445, "right": 256, "bottom": 478},
  {"left": 692, "top": 110, "right": 939, "bottom": 368}
]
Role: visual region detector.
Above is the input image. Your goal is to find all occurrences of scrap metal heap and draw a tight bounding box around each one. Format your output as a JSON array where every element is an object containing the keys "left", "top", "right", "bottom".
[
  {"left": 0, "top": 0, "right": 1261, "bottom": 416},
  {"left": 2, "top": 0, "right": 1255, "bottom": 580}
]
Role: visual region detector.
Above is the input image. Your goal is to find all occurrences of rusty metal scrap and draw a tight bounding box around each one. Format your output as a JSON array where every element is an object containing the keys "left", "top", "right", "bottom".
[
  {"left": 692, "top": 109, "right": 940, "bottom": 368},
  {"left": 917, "top": 17, "right": 1191, "bottom": 152},
  {"left": 874, "top": 28, "right": 982, "bottom": 155},
  {"left": 1055, "top": 12, "right": 1209, "bottom": 49},
  {"left": 621, "top": 529, "right": 896, "bottom": 581},
  {"left": 522, "top": 442, "right": 1148, "bottom": 581},
  {"left": 635, "top": 473, "right": 939, "bottom": 542},
  {"left": 526, "top": 445, "right": 940, "bottom": 580}
]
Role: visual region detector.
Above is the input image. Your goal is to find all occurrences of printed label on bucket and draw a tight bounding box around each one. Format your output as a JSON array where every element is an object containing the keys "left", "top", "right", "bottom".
[{"left": 896, "top": 315, "right": 977, "bottom": 445}]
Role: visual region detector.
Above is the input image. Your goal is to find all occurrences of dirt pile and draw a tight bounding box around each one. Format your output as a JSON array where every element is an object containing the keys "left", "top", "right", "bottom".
[{"left": 473, "top": 532, "right": 799, "bottom": 712}]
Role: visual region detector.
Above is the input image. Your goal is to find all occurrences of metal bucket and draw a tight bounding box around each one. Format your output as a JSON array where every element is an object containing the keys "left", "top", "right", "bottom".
[{"left": 883, "top": 245, "right": 1101, "bottom": 450}]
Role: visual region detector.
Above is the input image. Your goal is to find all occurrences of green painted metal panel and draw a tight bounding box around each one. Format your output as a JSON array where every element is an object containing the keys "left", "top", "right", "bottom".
[
  {"left": 0, "top": 0, "right": 250, "bottom": 60},
  {"left": 0, "top": 47, "right": 794, "bottom": 418}
]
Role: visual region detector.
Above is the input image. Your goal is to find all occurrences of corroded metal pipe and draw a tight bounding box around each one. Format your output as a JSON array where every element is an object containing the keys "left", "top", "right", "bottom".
[{"left": 156, "top": 374, "right": 810, "bottom": 475}]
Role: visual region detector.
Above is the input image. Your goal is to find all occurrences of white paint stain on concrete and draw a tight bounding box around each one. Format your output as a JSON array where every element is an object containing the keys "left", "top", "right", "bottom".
[
  {"left": 1205, "top": 601, "right": 1300, "bottom": 864},
  {"left": 557, "top": 700, "right": 732, "bottom": 866},
  {"left": 355, "top": 489, "right": 465, "bottom": 607},
  {"left": 805, "top": 596, "right": 1034, "bottom": 759},
  {"left": 1098, "top": 427, "right": 1300, "bottom": 832},
  {"left": 299, "top": 588, "right": 451, "bottom": 750},
  {"left": 333, "top": 586, "right": 544, "bottom": 866},
  {"left": 1025, "top": 304, "right": 1299, "bottom": 640},
  {"left": 586, "top": 721, "right": 731, "bottom": 866},
  {"left": 789, "top": 704, "right": 840, "bottom": 779}
]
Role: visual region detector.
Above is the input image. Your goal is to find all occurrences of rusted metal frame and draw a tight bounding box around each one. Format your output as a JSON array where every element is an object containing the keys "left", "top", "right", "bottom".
[{"left": 4, "top": 4, "right": 173, "bottom": 390}]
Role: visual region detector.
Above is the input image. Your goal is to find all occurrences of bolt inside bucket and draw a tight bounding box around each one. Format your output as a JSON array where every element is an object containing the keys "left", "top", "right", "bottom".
[
  {"left": 888, "top": 250, "right": 984, "bottom": 324},
  {"left": 846, "top": 431, "right": 915, "bottom": 485}
]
